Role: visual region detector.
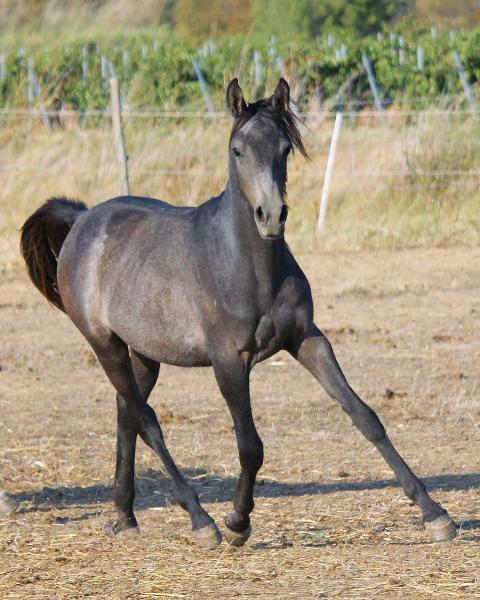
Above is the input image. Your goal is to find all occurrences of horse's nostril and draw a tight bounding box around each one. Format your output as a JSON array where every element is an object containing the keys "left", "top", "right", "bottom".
[
  {"left": 255, "top": 206, "right": 267, "bottom": 224},
  {"left": 279, "top": 204, "right": 288, "bottom": 224}
]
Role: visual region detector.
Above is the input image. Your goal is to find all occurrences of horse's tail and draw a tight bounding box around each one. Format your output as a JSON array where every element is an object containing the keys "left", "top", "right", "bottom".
[{"left": 20, "top": 197, "right": 88, "bottom": 312}]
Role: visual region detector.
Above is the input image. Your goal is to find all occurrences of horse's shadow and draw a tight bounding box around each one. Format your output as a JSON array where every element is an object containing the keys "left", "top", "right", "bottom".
[{"left": 11, "top": 470, "right": 479, "bottom": 532}]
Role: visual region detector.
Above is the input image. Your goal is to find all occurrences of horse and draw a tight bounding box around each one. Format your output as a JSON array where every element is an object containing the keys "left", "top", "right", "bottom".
[{"left": 18, "top": 78, "right": 456, "bottom": 548}]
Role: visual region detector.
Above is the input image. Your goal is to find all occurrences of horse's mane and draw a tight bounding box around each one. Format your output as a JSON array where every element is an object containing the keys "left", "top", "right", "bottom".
[{"left": 229, "top": 98, "right": 309, "bottom": 160}]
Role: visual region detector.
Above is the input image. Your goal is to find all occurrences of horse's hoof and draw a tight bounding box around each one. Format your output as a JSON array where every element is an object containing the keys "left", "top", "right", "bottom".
[
  {"left": 224, "top": 524, "right": 252, "bottom": 547},
  {"left": 0, "top": 493, "right": 18, "bottom": 516},
  {"left": 424, "top": 514, "right": 457, "bottom": 542},
  {"left": 104, "top": 521, "right": 140, "bottom": 538},
  {"left": 191, "top": 523, "right": 222, "bottom": 550}
]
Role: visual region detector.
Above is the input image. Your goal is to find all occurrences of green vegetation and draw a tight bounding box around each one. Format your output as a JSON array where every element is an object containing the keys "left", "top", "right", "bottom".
[
  {"left": 3, "top": 1, "right": 480, "bottom": 34},
  {"left": 252, "top": 0, "right": 405, "bottom": 39},
  {"left": 1, "top": 1, "right": 479, "bottom": 112},
  {"left": 0, "top": 26, "right": 479, "bottom": 111}
]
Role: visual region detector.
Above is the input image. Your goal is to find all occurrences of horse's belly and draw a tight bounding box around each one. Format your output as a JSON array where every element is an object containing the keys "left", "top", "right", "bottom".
[
  {"left": 113, "top": 320, "right": 211, "bottom": 366},
  {"left": 107, "top": 298, "right": 211, "bottom": 367}
]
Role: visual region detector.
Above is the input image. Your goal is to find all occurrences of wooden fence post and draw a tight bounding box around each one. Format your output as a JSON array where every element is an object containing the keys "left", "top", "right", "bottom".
[
  {"left": 109, "top": 77, "right": 130, "bottom": 195},
  {"left": 317, "top": 111, "right": 343, "bottom": 232}
]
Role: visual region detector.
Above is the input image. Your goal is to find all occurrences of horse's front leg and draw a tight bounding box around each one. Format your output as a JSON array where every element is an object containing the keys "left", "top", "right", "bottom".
[
  {"left": 212, "top": 357, "right": 263, "bottom": 546},
  {"left": 292, "top": 324, "right": 456, "bottom": 542}
]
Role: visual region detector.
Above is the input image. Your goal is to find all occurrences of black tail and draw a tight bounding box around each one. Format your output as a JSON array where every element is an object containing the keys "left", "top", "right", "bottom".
[{"left": 20, "top": 197, "right": 88, "bottom": 311}]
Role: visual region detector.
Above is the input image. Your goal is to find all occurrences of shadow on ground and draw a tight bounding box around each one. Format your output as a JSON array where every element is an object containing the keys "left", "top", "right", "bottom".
[{"left": 11, "top": 470, "right": 479, "bottom": 520}]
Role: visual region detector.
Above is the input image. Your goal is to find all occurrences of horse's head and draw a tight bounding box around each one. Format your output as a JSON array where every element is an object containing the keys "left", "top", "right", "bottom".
[{"left": 226, "top": 78, "right": 308, "bottom": 240}]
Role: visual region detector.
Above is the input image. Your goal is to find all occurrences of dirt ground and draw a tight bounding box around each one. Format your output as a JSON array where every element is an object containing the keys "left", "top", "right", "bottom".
[{"left": 0, "top": 246, "right": 479, "bottom": 599}]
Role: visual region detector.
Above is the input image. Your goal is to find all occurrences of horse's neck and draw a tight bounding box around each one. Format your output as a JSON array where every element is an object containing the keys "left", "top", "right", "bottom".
[{"left": 216, "top": 181, "right": 283, "bottom": 294}]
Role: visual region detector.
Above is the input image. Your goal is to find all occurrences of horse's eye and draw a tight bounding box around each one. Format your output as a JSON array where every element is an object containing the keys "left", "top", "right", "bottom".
[
  {"left": 232, "top": 148, "right": 242, "bottom": 158},
  {"left": 284, "top": 146, "right": 292, "bottom": 157}
]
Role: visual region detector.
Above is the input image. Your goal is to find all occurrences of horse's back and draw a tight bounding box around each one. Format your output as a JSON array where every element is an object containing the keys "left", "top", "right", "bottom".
[
  {"left": 58, "top": 194, "right": 198, "bottom": 292},
  {"left": 100, "top": 195, "right": 195, "bottom": 212},
  {"left": 61, "top": 194, "right": 197, "bottom": 256}
]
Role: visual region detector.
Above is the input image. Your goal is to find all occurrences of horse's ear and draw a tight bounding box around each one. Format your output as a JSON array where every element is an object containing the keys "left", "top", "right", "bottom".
[
  {"left": 271, "top": 77, "right": 290, "bottom": 114},
  {"left": 226, "top": 78, "right": 247, "bottom": 117}
]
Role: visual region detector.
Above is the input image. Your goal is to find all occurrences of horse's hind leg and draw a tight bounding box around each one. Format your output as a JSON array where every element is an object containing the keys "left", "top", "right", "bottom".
[
  {"left": 106, "top": 350, "right": 160, "bottom": 536},
  {"left": 90, "top": 333, "right": 221, "bottom": 549},
  {"left": 293, "top": 324, "right": 456, "bottom": 542}
]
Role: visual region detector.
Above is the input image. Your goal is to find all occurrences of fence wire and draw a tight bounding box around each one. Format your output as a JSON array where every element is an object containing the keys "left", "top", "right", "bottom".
[{"left": 0, "top": 107, "right": 479, "bottom": 188}]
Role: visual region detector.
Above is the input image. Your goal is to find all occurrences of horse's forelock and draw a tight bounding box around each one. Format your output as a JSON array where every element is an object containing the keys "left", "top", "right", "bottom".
[{"left": 229, "top": 99, "right": 309, "bottom": 159}]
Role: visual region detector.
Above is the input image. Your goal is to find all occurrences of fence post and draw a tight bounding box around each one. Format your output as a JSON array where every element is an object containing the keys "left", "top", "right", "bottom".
[
  {"left": 82, "top": 46, "right": 89, "bottom": 86},
  {"left": 317, "top": 111, "right": 343, "bottom": 232},
  {"left": 417, "top": 46, "right": 425, "bottom": 70},
  {"left": 253, "top": 50, "right": 263, "bottom": 90},
  {"left": 398, "top": 35, "right": 406, "bottom": 65},
  {"left": 452, "top": 51, "right": 476, "bottom": 112},
  {"left": 362, "top": 53, "right": 387, "bottom": 126},
  {"left": 27, "top": 57, "right": 41, "bottom": 106},
  {"left": 191, "top": 59, "right": 214, "bottom": 118},
  {"left": 101, "top": 56, "right": 108, "bottom": 80},
  {"left": 109, "top": 77, "right": 130, "bottom": 195}
]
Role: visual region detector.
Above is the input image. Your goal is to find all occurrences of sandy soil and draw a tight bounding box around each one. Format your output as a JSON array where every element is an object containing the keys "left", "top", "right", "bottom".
[{"left": 0, "top": 247, "right": 479, "bottom": 599}]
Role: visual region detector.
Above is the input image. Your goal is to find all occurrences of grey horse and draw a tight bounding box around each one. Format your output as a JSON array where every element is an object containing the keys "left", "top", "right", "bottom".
[{"left": 19, "top": 78, "right": 456, "bottom": 548}]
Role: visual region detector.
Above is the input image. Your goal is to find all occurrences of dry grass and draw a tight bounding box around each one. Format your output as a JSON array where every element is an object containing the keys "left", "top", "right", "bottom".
[
  {"left": 1, "top": 246, "right": 480, "bottom": 598},
  {"left": 1, "top": 110, "right": 480, "bottom": 275}
]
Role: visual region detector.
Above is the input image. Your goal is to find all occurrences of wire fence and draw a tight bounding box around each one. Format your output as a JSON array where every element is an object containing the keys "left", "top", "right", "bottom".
[
  {"left": 1, "top": 106, "right": 479, "bottom": 223},
  {"left": 0, "top": 106, "right": 479, "bottom": 119}
]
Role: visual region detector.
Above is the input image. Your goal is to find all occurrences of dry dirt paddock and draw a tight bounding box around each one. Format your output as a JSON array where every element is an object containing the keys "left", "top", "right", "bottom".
[{"left": 0, "top": 246, "right": 479, "bottom": 599}]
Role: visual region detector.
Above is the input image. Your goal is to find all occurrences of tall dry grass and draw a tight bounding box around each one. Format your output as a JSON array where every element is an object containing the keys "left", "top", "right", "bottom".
[{"left": 1, "top": 109, "right": 479, "bottom": 272}]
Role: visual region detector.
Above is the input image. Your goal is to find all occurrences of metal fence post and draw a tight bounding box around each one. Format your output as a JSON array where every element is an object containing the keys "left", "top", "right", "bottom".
[
  {"left": 362, "top": 53, "right": 387, "bottom": 126},
  {"left": 317, "top": 111, "right": 343, "bottom": 232},
  {"left": 192, "top": 59, "right": 214, "bottom": 118},
  {"left": 452, "top": 51, "right": 476, "bottom": 112}
]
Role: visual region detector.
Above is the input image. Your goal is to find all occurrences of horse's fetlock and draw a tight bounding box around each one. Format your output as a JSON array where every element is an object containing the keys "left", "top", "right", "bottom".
[{"left": 404, "top": 479, "right": 426, "bottom": 502}]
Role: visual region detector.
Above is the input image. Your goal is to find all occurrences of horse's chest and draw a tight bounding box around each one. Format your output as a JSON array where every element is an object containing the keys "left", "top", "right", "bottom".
[{"left": 217, "top": 274, "right": 308, "bottom": 361}]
